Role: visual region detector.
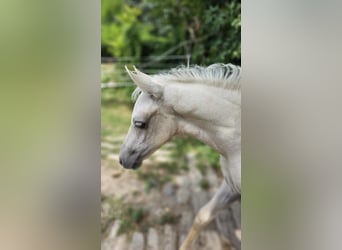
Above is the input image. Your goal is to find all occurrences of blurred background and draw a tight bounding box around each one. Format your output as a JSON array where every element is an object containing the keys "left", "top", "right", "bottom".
[
  {"left": 101, "top": 0, "right": 241, "bottom": 249},
  {"left": 2, "top": 0, "right": 342, "bottom": 249},
  {"left": 2, "top": 0, "right": 342, "bottom": 250}
]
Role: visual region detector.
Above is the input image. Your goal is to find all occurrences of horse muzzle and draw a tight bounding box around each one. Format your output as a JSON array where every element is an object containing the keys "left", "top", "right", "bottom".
[{"left": 119, "top": 148, "right": 143, "bottom": 170}]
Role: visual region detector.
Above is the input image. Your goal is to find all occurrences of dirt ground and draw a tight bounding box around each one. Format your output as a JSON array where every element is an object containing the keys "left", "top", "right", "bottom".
[{"left": 101, "top": 138, "right": 241, "bottom": 250}]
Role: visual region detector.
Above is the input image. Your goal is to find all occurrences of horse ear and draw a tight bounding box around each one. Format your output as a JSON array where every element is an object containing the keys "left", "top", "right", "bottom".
[{"left": 125, "top": 65, "right": 163, "bottom": 99}]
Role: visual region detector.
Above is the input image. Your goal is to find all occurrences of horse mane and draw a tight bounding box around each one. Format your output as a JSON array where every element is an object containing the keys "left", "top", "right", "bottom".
[
  {"left": 132, "top": 63, "right": 241, "bottom": 101},
  {"left": 155, "top": 63, "right": 241, "bottom": 89}
]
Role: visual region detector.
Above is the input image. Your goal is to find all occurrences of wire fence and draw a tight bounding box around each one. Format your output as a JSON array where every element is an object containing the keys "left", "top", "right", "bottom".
[{"left": 101, "top": 54, "right": 191, "bottom": 89}]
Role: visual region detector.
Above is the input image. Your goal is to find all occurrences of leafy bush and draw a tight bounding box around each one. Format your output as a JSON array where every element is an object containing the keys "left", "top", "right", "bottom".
[{"left": 101, "top": 0, "right": 240, "bottom": 65}]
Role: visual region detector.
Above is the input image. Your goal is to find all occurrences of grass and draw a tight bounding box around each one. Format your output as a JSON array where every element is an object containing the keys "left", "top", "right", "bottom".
[
  {"left": 101, "top": 63, "right": 134, "bottom": 84},
  {"left": 101, "top": 84, "right": 136, "bottom": 140},
  {"left": 101, "top": 196, "right": 121, "bottom": 234},
  {"left": 117, "top": 206, "right": 149, "bottom": 235},
  {"left": 101, "top": 196, "right": 149, "bottom": 236},
  {"left": 158, "top": 210, "right": 180, "bottom": 225},
  {"left": 136, "top": 169, "right": 172, "bottom": 193},
  {"left": 102, "top": 196, "right": 181, "bottom": 237},
  {"left": 101, "top": 63, "right": 136, "bottom": 140},
  {"left": 101, "top": 103, "right": 131, "bottom": 138},
  {"left": 171, "top": 137, "right": 220, "bottom": 174}
]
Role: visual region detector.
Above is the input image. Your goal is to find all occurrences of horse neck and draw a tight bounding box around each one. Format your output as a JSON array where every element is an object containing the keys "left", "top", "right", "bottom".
[{"left": 168, "top": 83, "right": 240, "bottom": 158}]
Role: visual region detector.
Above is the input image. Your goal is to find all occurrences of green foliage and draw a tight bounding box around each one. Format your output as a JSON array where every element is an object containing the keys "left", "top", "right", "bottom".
[
  {"left": 117, "top": 206, "right": 148, "bottom": 235},
  {"left": 145, "top": 0, "right": 241, "bottom": 64},
  {"left": 193, "top": 1, "right": 241, "bottom": 65},
  {"left": 195, "top": 144, "right": 220, "bottom": 171},
  {"left": 158, "top": 210, "right": 180, "bottom": 225},
  {"left": 170, "top": 137, "right": 220, "bottom": 174},
  {"left": 101, "top": 196, "right": 122, "bottom": 234},
  {"left": 101, "top": 0, "right": 240, "bottom": 65},
  {"left": 136, "top": 168, "right": 172, "bottom": 193},
  {"left": 101, "top": 196, "right": 149, "bottom": 236},
  {"left": 101, "top": 0, "right": 162, "bottom": 58}
]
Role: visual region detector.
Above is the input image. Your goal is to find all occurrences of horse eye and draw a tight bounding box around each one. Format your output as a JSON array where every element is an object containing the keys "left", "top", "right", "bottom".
[{"left": 134, "top": 121, "right": 146, "bottom": 129}]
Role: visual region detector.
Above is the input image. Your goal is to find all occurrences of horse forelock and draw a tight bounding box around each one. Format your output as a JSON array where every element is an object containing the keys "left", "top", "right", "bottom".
[{"left": 131, "top": 87, "right": 142, "bottom": 101}]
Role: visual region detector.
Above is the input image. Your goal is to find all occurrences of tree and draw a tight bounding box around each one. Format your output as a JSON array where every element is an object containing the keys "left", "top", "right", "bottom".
[{"left": 101, "top": 0, "right": 241, "bottom": 65}]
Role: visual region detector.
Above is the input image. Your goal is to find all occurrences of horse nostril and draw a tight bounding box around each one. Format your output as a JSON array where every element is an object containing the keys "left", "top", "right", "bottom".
[{"left": 119, "top": 158, "right": 123, "bottom": 165}]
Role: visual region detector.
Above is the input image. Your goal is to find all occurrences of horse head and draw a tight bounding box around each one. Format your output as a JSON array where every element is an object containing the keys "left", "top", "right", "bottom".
[{"left": 119, "top": 66, "right": 177, "bottom": 169}]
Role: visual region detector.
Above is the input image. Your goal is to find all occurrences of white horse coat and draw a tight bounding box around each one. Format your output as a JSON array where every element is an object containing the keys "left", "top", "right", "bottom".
[{"left": 119, "top": 64, "right": 241, "bottom": 249}]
